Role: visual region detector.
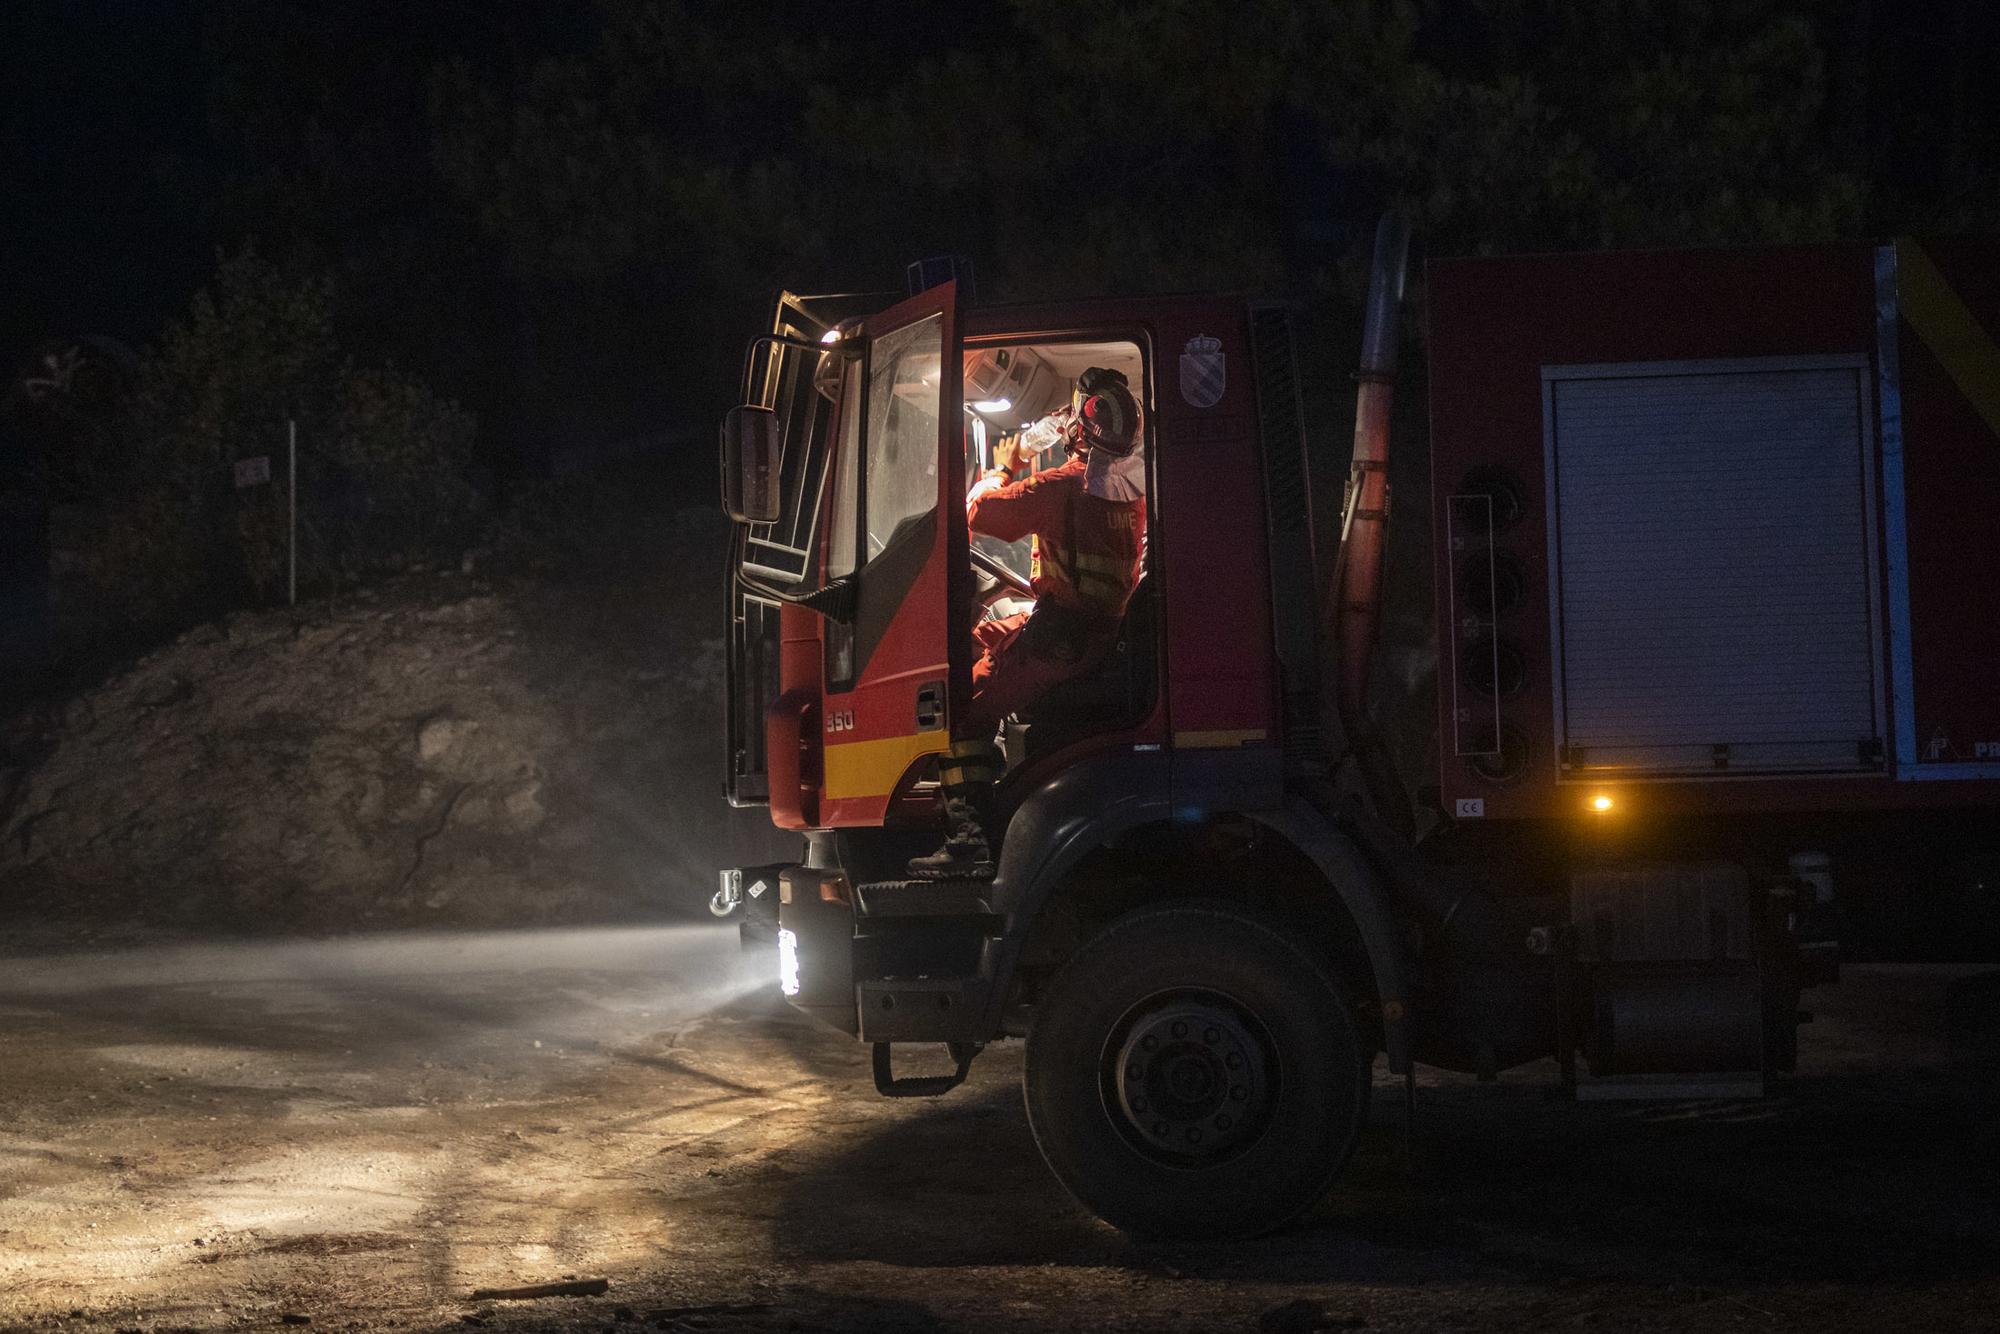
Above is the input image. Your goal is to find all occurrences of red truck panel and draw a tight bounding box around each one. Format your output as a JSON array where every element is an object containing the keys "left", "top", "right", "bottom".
[
  {"left": 1151, "top": 307, "right": 1280, "bottom": 755},
  {"left": 1428, "top": 241, "right": 2000, "bottom": 822},
  {"left": 1890, "top": 238, "right": 2000, "bottom": 777}
]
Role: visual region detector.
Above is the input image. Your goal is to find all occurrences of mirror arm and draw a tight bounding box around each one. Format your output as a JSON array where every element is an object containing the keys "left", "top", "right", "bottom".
[
  {"left": 740, "top": 332, "right": 865, "bottom": 394},
  {"left": 797, "top": 575, "right": 860, "bottom": 622},
  {"left": 734, "top": 567, "right": 859, "bottom": 625}
]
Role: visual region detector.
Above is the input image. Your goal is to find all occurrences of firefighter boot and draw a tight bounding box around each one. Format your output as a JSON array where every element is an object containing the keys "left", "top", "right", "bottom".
[{"left": 906, "top": 737, "right": 1003, "bottom": 882}]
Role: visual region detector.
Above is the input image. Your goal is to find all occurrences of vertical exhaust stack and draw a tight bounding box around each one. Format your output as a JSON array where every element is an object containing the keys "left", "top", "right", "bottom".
[{"left": 1333, "top": 213, "right": 1411, "bottom": 740}]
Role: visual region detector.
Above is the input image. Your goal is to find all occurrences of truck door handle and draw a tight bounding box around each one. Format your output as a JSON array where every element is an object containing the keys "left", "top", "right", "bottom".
[{"left": 916, "top": 682, "right": 944, "bottom": 731}]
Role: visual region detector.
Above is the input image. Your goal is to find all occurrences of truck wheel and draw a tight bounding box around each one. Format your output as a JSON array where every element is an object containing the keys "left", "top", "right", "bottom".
[{"left": 1023, "top": 901, "right": 1370, "bottom": 1239}]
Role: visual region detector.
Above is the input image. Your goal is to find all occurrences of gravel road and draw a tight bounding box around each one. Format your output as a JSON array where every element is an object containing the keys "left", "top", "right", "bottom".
[{"left": 2, "top": 926, "right": 1994, "bottom": 1332}]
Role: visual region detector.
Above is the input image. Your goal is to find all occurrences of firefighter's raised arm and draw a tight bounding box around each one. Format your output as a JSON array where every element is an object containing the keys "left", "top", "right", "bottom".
[{"left": 966, "top": 434, "right": 1024, "bottom": 507}]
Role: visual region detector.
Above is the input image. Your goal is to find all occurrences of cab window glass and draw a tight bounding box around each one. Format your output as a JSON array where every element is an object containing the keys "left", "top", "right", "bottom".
[
  {"left": 863, "top": 314, "right": 943, "bottom": 560},
  {"left": 825, "top": 357, "right": 863, "bottom": 579}
]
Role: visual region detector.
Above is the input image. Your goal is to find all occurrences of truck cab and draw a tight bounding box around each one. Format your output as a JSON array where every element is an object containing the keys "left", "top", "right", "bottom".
[{"left": 725, "top": 281, "right": 1283, "bottom": 830}]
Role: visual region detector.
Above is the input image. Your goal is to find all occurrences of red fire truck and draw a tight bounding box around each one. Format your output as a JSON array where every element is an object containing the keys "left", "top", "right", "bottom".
[{"left": 717, "top": 224, "right": 2000, "bottom": 1239}]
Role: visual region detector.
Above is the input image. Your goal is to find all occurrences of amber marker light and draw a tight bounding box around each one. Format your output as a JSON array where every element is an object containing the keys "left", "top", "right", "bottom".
[{"left": 1590, "top": 793, "right": 1615, "bottom": 813}]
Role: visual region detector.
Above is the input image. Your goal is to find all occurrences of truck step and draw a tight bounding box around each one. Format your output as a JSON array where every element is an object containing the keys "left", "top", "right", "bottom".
[
  {"left": 853, "top": 878, "right": 997, "bottom": 920},
  {"left": 871, "top": 1040, "right": 982, "bottom": 1098}
]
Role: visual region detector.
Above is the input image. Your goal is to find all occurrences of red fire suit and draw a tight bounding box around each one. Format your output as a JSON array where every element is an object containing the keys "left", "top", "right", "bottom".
[{"left": 962, "top": 452, "right": 1146, "bottom": 731}]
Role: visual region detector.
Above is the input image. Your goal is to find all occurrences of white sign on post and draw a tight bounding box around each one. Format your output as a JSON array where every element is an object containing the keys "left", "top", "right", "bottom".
[{"left": 234, "top": 455, "right": 272, "bottom": 488}]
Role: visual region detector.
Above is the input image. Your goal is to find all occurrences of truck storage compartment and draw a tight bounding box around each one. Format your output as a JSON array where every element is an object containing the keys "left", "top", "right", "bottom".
[{"left": 1543, "top": 355, "right": 1885, "bottom": 778}]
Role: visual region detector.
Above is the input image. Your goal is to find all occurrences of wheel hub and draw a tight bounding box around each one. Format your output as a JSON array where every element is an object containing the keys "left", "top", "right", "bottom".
[{"left": 1111, "top": 999, "right": 1272, "bottom": 1161}]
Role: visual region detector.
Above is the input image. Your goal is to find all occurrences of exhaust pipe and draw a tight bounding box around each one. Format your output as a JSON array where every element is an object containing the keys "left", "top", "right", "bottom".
[
  {"left": 1313, "top": 213, "right": 1417, "bottom": 843},
  {"left": 1334, "top": 212, "right": 1410, "bottom": 732},
  {"left": 1308, "top": 215, "right": 1501, "bottom": 938}
]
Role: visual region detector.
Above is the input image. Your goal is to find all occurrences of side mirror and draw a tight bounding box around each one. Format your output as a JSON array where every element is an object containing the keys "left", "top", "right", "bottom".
[{"left": 721, "top": 405, "right": 780, "bottom": 524}]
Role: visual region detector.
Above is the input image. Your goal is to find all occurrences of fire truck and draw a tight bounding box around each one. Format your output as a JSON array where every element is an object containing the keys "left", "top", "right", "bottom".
[{"left": 717, "top": 223, "right": 2000, "bottom": 1239}]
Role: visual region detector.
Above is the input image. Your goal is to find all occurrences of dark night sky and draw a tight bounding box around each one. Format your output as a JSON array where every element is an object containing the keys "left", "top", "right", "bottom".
[
  {"left": 0, "top": 1, "right": 1020, "bottom": 459},
  {"left": 2, "top": 2, "right": 209, "bottom": 346},
  {"left": 4, "top": 0, "right": 1997, "bottom": 464}
]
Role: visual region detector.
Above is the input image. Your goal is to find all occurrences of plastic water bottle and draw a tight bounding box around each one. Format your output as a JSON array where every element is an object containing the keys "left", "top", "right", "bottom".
[{"left": 1016, "top": 408, "right": 1073, "bottom": 458}]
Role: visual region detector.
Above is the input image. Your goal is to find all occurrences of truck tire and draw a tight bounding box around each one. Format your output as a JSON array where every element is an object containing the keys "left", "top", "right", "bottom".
[{"left": 1023, "top": 901, "right": 1370, "bottom": 1239}]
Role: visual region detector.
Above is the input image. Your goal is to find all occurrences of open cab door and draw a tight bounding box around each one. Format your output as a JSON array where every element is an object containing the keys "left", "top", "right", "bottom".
[
  {"left": 808, "top": 281, "right": 966, "bottom": 827},
  {"left": 724, "top": 290, "right": 859, "bottom": 809}
]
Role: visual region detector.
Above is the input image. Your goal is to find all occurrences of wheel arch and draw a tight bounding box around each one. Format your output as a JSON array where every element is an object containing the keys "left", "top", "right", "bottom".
[
  {"left": 981, "top": 750, "right": 1175, "bottom": 1036},
  {"left": 987, "top": 767, "right": 1413, "bottom": 1072}
]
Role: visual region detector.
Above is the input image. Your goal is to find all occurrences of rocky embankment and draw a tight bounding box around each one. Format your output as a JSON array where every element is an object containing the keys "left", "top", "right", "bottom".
[{"left": 0, "top": 557, "right": 789, "bottom": 941}]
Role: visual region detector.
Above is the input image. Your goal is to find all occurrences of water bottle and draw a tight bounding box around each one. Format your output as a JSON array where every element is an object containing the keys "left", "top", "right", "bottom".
[{"left": 1016, "top": 408, "right": 1073, "bottom": 458}]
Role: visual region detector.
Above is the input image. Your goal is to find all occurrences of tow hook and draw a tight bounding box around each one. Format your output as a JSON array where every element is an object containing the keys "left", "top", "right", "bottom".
[
  {"left": 717, "top": 866, "right": 784, "bottom": 936},
  {"left": 710, "top": 868, "right": 742, "bottom": 918},
  {"left": 872, "top": 1041, "right": 983, "bottom": 1097}
]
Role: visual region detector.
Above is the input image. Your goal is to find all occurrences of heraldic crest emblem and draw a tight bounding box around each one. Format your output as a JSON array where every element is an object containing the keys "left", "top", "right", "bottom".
[{"left": 1179, "top": 334, "right": 1225, "bottom": 408}]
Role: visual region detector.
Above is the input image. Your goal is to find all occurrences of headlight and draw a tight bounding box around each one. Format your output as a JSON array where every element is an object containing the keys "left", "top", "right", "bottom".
[{"left": 777, "top": 928, "right": 801, "bottom": 997}]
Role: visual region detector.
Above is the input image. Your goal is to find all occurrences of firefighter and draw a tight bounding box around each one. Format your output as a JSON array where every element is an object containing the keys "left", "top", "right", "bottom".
[{"left": 909, "top": 367, "right": 1146, "bottom": 880}]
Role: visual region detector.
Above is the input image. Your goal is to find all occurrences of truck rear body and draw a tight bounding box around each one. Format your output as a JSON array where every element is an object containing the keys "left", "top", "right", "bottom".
[{"left": 1429, "top": 240, "right": 2000, "bottom": 820}]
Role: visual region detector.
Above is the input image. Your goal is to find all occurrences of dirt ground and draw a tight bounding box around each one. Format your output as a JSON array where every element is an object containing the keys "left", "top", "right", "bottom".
[{"left": 1, "top": 925, "right": 1995, "bottom": 1334}]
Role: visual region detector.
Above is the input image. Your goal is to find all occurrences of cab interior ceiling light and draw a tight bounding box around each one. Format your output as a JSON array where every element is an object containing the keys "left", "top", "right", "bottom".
[
  {"left": 970, "top": 397, "right": 1013, "bottom": 414},
  {"left": 819, "top": 328, "right": 842, "bottom": 344},
  {"left": 1590, "top": 793, "right": 1615, "bottom": 813}
]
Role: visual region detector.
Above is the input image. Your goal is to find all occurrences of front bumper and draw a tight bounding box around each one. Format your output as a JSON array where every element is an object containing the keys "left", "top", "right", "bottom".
[{"left": 777, "top": 867, "right": 1001, "bottom": 1044}]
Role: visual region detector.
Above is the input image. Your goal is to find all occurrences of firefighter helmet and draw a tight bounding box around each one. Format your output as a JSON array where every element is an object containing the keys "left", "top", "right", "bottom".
[{"left": 1072, "top": 367, "right": 1139, "bottom": 458}]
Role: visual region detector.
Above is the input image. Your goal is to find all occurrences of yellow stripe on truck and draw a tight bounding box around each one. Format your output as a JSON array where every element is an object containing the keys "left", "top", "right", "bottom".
[
  {"left": 823, "top": 731, "right": 949, "bottom": 800},
  {"left": 1898, "top": 237, "right": 2000, "bottom": 441}
]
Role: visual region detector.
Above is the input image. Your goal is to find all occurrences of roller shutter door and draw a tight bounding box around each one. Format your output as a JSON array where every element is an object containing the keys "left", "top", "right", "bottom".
[{"left": 1545, "top": 356, "right": 1883, "bottom": 776}]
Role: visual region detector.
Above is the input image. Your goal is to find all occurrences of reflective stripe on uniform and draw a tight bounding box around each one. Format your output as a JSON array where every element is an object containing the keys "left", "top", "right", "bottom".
[
  {"left": 1037, "top": 490, "right": 1139, "bottom": 615},
  {"left": 1068, "top": 551, "right": 1136, "bottom": 613},
  {"left": 941, "top": 735, "right": 1005, "bottom": 789},
  {"left": 948, "top": 736, "right": 1003, "bottom": 761}
]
